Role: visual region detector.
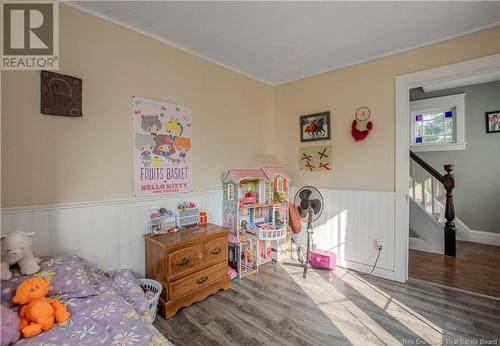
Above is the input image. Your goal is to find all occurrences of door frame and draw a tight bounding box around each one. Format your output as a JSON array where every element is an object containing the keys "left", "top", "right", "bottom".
[{"left": 394, "top": 53, "right": 500, "bottom": 282}]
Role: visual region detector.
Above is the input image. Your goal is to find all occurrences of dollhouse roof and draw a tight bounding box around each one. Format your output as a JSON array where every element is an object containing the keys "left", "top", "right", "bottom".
[
  {"left": 261, "top": 167, "right": 291, "bottom": 181},
  {"left": 226, "top": 169, "right": 270, "bottom": 182}
]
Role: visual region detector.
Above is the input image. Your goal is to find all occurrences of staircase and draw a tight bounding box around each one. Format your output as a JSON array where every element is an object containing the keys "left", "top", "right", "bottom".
[{"left": 409, "top": 150, "right": 456, "bottom": 256}]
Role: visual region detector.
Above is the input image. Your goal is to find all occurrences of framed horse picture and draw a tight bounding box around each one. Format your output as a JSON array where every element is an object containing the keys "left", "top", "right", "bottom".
[{"left": 300, "top": 111, "right": 331, "bottom": 142}]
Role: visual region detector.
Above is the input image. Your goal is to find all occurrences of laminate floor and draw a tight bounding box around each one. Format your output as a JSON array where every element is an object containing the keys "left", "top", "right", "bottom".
[
  {"left": 409, "top": 241, "right": 500, "bottom": 298},
  {"left": 154, "top": 262, "right": 500, "bottom": 345}
]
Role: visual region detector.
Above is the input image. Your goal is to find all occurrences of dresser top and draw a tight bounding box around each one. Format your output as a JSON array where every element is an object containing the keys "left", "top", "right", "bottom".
[{"left": 144, "top": 224, "right": 229, "bottom": 247}]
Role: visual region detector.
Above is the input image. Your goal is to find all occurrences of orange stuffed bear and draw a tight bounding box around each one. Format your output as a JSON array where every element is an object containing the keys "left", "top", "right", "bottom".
[{"left": 12, "top": 277, "right": 70, "bottom": 338}]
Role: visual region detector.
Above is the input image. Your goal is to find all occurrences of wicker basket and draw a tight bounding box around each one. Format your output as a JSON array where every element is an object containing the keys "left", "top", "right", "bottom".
[{"left": 138, "top": 278, "right": 162, "bottom": 322}]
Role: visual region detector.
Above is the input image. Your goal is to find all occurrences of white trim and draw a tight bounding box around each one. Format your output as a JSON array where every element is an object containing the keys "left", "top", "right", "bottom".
[
  {"left": 422, "top": 70, "right": 500, "bottom": 92},
  {"left": 62, "top": 2, "right": 500, "bottom": 86},
  {"left": 411, "top": 143, "right": 467, "bottom": 152},
  {"left": 337, "top": 258, "right": 395, "bottom": 281},
  {"left": 409, "top": 93, "right": 466, "bottom": 111},
  {"left": 0, "top": 190, "right": 222, "bottom": 213},
  {"left": 458, "top": 229, "right": 500, "bottom": 247},
  {"left": 0, "top": 190, "right": 224, "bottom": 274},
  {"left": 395, "top": 53, "right": 500, "bottom": 283}
]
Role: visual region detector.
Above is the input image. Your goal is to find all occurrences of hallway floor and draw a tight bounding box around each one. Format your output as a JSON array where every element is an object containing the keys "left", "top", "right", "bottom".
[{"left": 409, "top": 241, "right": 500, "bottom": 298}]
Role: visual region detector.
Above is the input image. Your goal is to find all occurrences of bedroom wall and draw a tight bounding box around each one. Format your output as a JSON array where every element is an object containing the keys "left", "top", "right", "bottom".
[
  {"left": 273, "top": 25, "right": 500, "bottom": 192},
  {"left": 1, "top": 4, "right": 275, "bottom": 207},
  {"left": 2, "top": 6, "right": 499, "bottom": 279}
]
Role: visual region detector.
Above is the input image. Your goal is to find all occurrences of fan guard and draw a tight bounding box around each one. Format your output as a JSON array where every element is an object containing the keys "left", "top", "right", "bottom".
[{"left": 292, "top": 186, "right": 324, "bottom": 278}]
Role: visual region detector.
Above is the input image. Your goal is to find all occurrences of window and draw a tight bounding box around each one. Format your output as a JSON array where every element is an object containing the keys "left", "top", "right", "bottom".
[
  {"left": 414, "top": 110, "right": 454, "bottom": 144},
  {"left": 410, "top": 94, "right": 466, "bottom": 152},
  {"left": 227, "top": 183, "right": 234, "bottom": 200},
  {"left": 276, "top": 177, "right": 284, "bottom": 192}
]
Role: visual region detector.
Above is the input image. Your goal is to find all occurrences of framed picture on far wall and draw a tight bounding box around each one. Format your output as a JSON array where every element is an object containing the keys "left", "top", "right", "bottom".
[
  {"left": 486, "top": 111, "right": 500, "bottom": 133},
  {"left": 300, "top": 111, "right": 331, "bottom": 142}
]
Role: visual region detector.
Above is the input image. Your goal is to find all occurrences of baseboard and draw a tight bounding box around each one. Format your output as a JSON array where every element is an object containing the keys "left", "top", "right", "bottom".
[
  {"left": 337, "top": 258, "right": 395, "bottom": 281},
  {"left": 457, "top": 229, "right": 500, "bottom": 247}
]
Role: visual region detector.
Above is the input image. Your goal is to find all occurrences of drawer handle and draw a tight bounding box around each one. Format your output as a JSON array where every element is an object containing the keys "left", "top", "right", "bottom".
[
  {"left": 196, "top": 275, "right": 208, "bottom": 284},
  {"left": 210, "top": 247, "right": 222, "bottom": 255},
  {"left": 176, "top": 257, "right": 191, "bottom": 266}
]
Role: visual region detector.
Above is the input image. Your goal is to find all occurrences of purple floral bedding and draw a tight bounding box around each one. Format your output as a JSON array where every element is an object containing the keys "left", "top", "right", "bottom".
[{"left": 0, "top": 256, "right": 172, "bottom": 346}]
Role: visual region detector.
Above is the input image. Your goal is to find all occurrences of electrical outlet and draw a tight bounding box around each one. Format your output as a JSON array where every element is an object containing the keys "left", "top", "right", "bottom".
[{"left": 374, "top": 239, "right": 383, "bottom": 251}]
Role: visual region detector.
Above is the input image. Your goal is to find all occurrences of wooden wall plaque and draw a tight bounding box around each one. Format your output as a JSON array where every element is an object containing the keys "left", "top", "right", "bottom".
[{"left": 41, "top": 70, "right": 82, "bottom": 117}]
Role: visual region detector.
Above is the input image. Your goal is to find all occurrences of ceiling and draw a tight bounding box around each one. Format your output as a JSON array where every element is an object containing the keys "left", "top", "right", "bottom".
[{"left": 71, "top": 1, "right": 500, "bottom": 85}]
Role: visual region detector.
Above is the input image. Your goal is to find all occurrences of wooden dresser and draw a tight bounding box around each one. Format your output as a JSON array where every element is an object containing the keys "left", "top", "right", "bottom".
[{"left": 144, "top": 224, "right": 231, "bottom": 318}]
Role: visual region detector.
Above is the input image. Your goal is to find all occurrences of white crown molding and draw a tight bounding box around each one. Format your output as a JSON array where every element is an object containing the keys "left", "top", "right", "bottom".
[{"left": 62, "top": 1, "right": 500, "bottom": 86}]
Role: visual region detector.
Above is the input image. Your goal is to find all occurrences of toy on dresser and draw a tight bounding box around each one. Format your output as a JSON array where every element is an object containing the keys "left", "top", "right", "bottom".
[
  {"left": 147, "top": 208, "right": 177, "bottom": 235},
  {"left": 176, "top": 201, "right": 199, "bottom": 227},
  {"left": 222, "top": 167, "right": 291, "bottom": 278},
  {"left": 147, "top": 202, "right": 202, "bottom": 235}
]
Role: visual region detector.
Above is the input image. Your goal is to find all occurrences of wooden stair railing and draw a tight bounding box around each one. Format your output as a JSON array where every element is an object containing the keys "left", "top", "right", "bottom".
[{"left": 410, "top": 150, "right": 456, "bottom": 257}]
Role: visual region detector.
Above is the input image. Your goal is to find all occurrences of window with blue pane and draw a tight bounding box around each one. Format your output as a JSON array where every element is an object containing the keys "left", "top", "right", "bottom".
[{"left": 414, "top": 108, "right": 455, "bottom": 144}]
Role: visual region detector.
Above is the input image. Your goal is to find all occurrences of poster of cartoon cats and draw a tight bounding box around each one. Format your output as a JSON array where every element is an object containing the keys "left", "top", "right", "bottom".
[{"left": 133, "top": 96, "right": 192, "bottom": 195}]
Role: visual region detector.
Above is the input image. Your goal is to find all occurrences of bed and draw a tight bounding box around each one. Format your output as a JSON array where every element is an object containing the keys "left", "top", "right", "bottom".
[{"left": 0, "top": 255, "right": 172, "bottom": 346}]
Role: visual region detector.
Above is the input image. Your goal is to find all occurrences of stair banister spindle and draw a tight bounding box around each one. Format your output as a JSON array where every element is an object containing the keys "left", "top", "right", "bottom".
[
  {"left": 443, "top": 164, "right": 456, "bottom": 257},
  {"left": 431, "top": 177, "right": 435, "bottom": 217}
]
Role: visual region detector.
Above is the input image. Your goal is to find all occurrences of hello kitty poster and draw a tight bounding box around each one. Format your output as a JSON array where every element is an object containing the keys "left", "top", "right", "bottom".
[{"left": 133, "top": 96, "right": 192, "bottom": 196}]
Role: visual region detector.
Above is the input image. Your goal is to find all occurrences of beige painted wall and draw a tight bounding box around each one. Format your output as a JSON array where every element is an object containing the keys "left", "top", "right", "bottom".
[
  {"left": 2, "top": 5, "right": 499, "bottom": 207},
  {"left": 274, "top": 26, "right": 500, "bottom": 192},
  {"left": 1, "top": 5, "right": 275, "bottom": 207}
]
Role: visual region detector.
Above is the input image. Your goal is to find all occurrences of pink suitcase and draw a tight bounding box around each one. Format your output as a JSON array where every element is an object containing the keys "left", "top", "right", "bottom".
[{"left": 309, "top": 250, "right": 336, "bottom": 270}]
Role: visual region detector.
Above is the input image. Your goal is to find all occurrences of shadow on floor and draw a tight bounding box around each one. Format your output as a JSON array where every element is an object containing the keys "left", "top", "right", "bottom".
[{"left": 155, "top": 263, "right": 500, "bottom": 345}]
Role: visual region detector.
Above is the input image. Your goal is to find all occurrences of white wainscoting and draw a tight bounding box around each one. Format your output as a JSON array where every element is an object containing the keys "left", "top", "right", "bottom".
[
  {"left": 1, "top": 191, "right": 223, "bottom": 275},
  {"left": 1, "top": 188, "right": 396, "bottom": 280},
  {"left": 291, "top": 187, "right": 396, "bottom": 280}
]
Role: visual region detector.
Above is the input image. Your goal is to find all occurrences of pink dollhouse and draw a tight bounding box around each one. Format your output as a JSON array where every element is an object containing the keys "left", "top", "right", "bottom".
[{"left": 223, "top": 167, "right": 291, "bottom": 278}]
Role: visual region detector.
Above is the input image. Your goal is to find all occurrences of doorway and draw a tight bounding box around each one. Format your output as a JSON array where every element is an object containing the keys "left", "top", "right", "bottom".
[{"left": 393, "top": 53, "right": 500, "bottom": 290}]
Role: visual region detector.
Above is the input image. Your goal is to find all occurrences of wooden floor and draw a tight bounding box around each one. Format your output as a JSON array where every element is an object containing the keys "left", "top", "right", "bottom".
[
  {"left": 154, "top": 262, "right": 500, "bottom": 345},
  {"left": 409, "top": 241, "right": 500, "bottom": 298}
]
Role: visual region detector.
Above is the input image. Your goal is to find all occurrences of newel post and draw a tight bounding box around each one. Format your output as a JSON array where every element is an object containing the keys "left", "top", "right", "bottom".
[{"left": 443, "top": 164, "right": 456, "bottom": 257}]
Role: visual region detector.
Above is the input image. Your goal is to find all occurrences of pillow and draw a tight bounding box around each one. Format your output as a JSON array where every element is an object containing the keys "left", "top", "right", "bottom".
[
  {"left": 38, "top": 255, "right": 98, "bottom": 298},
  {"left": 105, "top": 269, "right": 150, "bottom": 315},
  {"left": 1, "top": 256, "right": 97, "bottom": 306}
]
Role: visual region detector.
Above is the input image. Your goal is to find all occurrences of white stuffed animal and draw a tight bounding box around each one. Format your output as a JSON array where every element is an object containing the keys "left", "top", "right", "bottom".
[{"left": 1, "top": 231, "right": 40, "bottom": 281}]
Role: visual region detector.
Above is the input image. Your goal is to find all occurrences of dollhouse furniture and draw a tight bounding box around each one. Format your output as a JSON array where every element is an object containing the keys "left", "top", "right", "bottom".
[
  {"left": 223, "top": 167, "right": 291, "bottom": 278},
  {"left": 144, "top": 224, "right": 231, "bottom": 318}
]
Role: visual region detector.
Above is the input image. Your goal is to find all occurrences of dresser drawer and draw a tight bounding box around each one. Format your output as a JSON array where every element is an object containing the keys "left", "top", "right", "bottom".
[
  {"left": 204, "top": 237, "right": 228, "bottom": 265},
  {"left": 168, "top": 261, "right": 227, "bottom": 300},
  {"left": 167, "top": 245, "right": 201, "bottom": 278}
]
